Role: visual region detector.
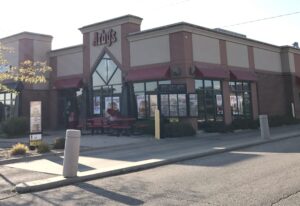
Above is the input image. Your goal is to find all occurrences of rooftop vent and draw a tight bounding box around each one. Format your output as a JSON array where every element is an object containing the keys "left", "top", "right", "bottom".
[
  {"left": 214, "top": 28, "right": 247, "bottom": 38},
  {"left": 293, "top": 42, "right": 299, "bottom": 48}
]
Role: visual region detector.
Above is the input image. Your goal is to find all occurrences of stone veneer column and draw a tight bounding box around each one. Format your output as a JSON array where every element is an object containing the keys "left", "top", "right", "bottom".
[
  {"left": 293, "top": 53, "right": 300, "bottom": 118},
  {"left": 248, "top": 46, "right": 259, "bottom": 119},
  {"left": 169, "top": 31, "right": 197, "bottom": 129},
  {"left": 19, "top": 38, "right": 34, "bottom": 62},
  {"left": 83, "top": 32, "right": 90, "bottom": 84},
  {"left": 121, "top": 23, "right": 140, "bottom": 72},
  {"left": 169, "top": 31, "right": 193, "bottom": 91},
  {"left": 49, "top": 56, "right": 58, "bottom": 129},
  {"left": 251, "top": 83, "right": 259, "bottom": 119},
  {"left": 19, "top": 38, "right": 34, "bottom": 90},
  {"left": 219, "top": 40, "right": 232, "bottom": 124},
  {"left": 222, "top": 80, "right": 232, "bottom": 124}
]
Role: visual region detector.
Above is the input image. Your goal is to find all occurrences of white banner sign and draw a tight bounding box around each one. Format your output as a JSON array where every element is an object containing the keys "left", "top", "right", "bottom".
[{"left": 30, "top": 101, "right": 42, "bottom": 146}]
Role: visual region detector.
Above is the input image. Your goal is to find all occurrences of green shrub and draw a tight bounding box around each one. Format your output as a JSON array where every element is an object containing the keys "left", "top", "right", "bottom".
[
  {"left": 230, "top": 119, "right": 259, "bottom": 130},
  {"left": 268, "top": 115, "right": 300, "bottom": 127},
  {"left": 52, "top": 138, "right": 65, "bottom": 149},
  {"left": 200, "top": 121, "right": 232, "bottom": 133},
  {"left": 2, "top": 117, "right": 29, "bottom": 137},
  {"left": 135, "top": 120, "right": 155, "bottom": 135},
  {"left": 10, "top": 143, "right": 29, "bottom": 156},
  {"left": 163, "top": 122, "right": 196, "bottom": 137},
  {"left": 37, "top": 142, "right": 50, "bottom": 153}
]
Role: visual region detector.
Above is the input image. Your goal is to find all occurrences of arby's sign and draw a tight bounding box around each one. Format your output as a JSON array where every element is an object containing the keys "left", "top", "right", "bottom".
[{"left": 93, "top": 29, "right": 117, "bottom": 47}]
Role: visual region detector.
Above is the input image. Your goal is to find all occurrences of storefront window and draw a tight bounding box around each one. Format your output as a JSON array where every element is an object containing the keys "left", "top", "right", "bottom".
[
  {"left": 149, "top": 95, "right": 157, "bottom": 117},
  {"left": 191, "top": 79, "right": 224, "bottom": 122},
  {"left": 91, "top": 53, "right": 122, "bottom": 116},
  {"left": 134, "top": 80, "right": 171, "bottom": 119},
  {"left": 0, "top": 92, "right": 19, "bottom": 121},
  {"left": 229, "top": 81, "right": 252, "bottom": 119},
  {"left": 160, "top": 93, "right": 187, "bottom": 117},
  {"left": 146, "top": 82, "right": 157, "bottom": 92},
  {"left": 189, "top": 94, "right": 198, "bottom": 117}
]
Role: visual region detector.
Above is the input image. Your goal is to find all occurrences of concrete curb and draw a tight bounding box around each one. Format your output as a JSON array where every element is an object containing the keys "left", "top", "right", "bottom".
[
  {"left": 14, "top": 133, "right": 300, "bottom": 194},
  {"left": 0, "top": 141, "right": 158, "bottom": 166}
]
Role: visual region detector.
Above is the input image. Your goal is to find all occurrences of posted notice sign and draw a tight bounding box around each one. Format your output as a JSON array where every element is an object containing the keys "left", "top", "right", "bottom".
[{"left": 30, "top": 101, "right": 42, "bottom": 146}]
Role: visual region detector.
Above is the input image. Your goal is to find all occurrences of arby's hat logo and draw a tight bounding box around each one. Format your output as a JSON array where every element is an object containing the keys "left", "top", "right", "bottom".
[{"left": 93, "top": 29, "right": 117, "bottom": 47}]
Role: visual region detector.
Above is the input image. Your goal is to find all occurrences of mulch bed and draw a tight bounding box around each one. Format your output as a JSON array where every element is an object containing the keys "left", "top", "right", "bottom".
[{"left": 0, "top": 148, "right": 38, "bottom": 160}]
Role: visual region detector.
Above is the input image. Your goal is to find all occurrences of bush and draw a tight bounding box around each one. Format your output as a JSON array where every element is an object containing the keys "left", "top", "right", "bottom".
[
  {"left": 163, "top": 122, "right": 196, "bottom": 137},
  {"left": 200, "top": 121, "right": 232, "bottom": 133},
  {"left": 10, "top": 143, "right": 29, "bottom": 156},
  {"left": 268, "top": 115, "right": 300, "bottom": 127},
  {"left": 52, "top": 138, "right": 65, "bottom": 149},
  {"left": 2, "top": 117, "right": 29, "bottom": 137},
  {"left": 37, "top": 142, "right": 50, "bottom": 153},
  {"left": 230, "top": 119, "right": 259, "bottom": 130},
  {"left": 135, "top": 120, "right": 155, "bottom": 135}
]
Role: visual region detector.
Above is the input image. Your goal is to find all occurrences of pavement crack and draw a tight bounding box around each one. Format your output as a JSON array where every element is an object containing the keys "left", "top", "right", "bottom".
[
  {"left": 271, "top": 190, "right": 300, "bottom": 205},
  {"left": 0, "top": 191, "right": 18, "bottom": 201}
]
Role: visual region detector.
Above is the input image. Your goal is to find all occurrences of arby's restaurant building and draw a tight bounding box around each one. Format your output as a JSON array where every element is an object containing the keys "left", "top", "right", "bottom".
[{"left": 1, "top": 15, "right": 300, "bottom": 130}]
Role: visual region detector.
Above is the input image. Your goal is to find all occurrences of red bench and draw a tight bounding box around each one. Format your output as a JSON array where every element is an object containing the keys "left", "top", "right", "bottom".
[
  {"left": 109, "top": 117, "right": 136, "bottom": 136},
  {"left": 87, "top": 117, "right": 111, "bottom": 135},
  {"left": 86, "top": 116, "right": 136, "bottom": 136}
]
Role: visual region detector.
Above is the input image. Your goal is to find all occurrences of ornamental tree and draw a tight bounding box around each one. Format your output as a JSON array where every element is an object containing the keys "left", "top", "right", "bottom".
[{"left": 0, "top": 41, "right": 51, "bottom": 93}]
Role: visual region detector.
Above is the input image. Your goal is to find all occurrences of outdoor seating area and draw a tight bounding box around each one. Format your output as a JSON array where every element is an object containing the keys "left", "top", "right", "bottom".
[{"left": 77, "top": 116, "right": 137, "bottom": 136}]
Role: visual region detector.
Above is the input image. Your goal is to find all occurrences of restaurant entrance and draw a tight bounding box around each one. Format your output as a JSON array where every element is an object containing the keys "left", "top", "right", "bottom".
[{"left": 58, "top": 88, "right": 83, "bottom": 129}]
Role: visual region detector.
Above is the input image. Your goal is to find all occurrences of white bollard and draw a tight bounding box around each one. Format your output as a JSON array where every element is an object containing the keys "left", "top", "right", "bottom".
[
  {"left": 259, "top": 115, "right": 270, "bottom": 139},
  {"left": 63, "top": 129, "right": 81, "bottom": 178}
]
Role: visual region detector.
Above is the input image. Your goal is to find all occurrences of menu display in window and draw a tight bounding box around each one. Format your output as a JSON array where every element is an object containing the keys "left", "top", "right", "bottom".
[
  {"left": 178, "top": 94, "right": 187, "bottom": 116},
  {"left": 169, "top": 94, "right": 178, "bottom": 116},
  {"left": 105, "top": 96, "right": 120, "bottom": 112},
  {"left": 160, "top": 94, "right": 169, "bottom": 116},
  {"left": 216, "top": 94, "right": 223, "bottom": 115},
  {"left": 137, "top": 95, "right": 146, "bottom": 118},
  {"left": 93, "top": 96, "right": 101, "bottom": 115},
  {"left": 189, "top": 94, "right": 198, "bottom": 117},
  {"left": 150, "top": 95, "right": 157, "bottom": 117}
]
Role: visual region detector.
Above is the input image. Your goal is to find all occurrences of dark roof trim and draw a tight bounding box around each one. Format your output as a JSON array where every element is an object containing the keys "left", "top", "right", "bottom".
[{"left": 79, "top": 15, "right": 143, "bottom": 31}]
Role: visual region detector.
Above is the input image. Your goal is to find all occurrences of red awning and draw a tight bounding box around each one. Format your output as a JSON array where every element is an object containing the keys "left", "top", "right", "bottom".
[
  {"left": 194, "top": 67, "right": 229, "bottom": 79},
  {"left": 230, "top": 70, "right": 257, "bottom": 81},
  {"left": 54, "top": 77, "right": 83, "bottom": 89},
  {"left": 126, "top": 66, "right": 170, "bottom": 81}
]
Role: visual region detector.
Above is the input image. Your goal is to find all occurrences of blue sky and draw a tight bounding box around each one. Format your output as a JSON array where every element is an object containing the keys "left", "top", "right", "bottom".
[{"left": 0, "top": 0, "right": 299, "bottom": 49}]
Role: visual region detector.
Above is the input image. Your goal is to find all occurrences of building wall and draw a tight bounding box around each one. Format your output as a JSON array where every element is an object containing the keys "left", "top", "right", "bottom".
[
  {"left": 1, "top": 41, "right": 19, "bottom": 67},
  {"left": 192, "top": 34, "right": 220, "bottom": 64},
  {"left": 57, "top": 51, "right": 83, "bottom": 77},
  {"left": 130, "top": 35, "right": 170, "bottom": 67},
  {"left": 281, "top": 51, "right": 292, "bottom": 73},
  {"left": 33, "top": 40, "right": 51, "bottom": 62},
  {"left": 32, "top": 39, "right": 52, "bottom": 90},
  {"left": 289, "top": 52, "right": 296, "bottom": 73},
  {"left": 226, "top": 41, "right": 249, "bottom": 68},
  {"left": 20, "top": 90, "right": 50, "bottom": 129},
  {"left": 254, "top": 48, "right": 281, "bottom": 72},
  {"left": 89, "top": 26, "right": 122, "bottom": 69},
  {"left": 295, "top": 53, "right": 300, "bottom": 75},
  {"left": 256, "top": 72, "right": 289, "bottom": 116}
]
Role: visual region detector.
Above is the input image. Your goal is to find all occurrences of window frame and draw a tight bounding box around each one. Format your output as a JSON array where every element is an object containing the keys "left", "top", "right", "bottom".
[
  {"left": 229, "top": 81, "right": 252, "bottom": 119},
  {"left": 91, "top": 53, "right": 122, "bottom": 117},
  {"left": 192, "top": 79, "right": 224, "bottom": 122}
]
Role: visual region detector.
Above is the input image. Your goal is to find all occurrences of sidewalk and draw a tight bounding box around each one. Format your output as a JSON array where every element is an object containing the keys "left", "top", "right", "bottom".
[{"left": 2, "top": 124, "right": 300, "bottom": 193}]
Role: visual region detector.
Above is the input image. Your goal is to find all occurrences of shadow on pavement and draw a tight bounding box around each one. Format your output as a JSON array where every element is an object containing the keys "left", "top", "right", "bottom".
[{"left": 77, "top": 182, "right": 144, "bottom": 205}]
